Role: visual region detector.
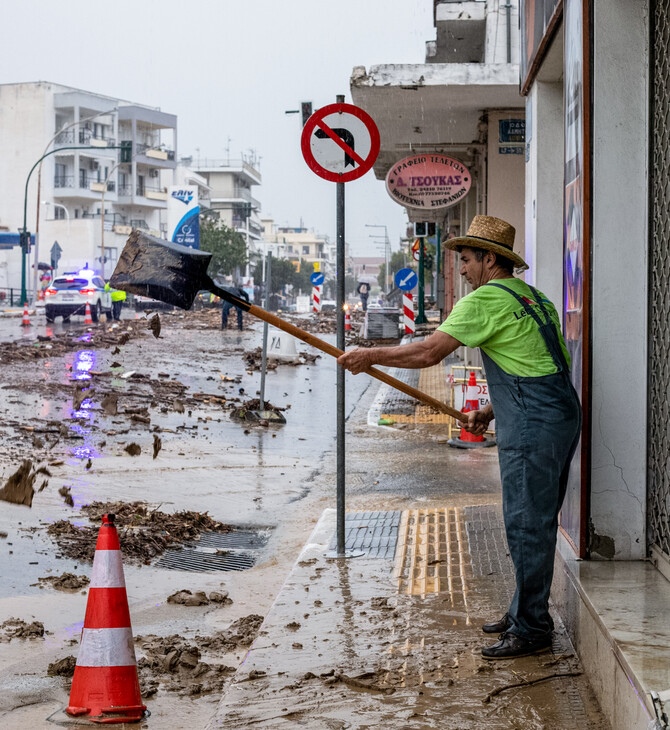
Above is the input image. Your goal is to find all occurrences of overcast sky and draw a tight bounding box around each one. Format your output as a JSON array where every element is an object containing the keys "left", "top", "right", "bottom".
[{"left": 0, "top": 0, "right": 435, "bottom": 257}]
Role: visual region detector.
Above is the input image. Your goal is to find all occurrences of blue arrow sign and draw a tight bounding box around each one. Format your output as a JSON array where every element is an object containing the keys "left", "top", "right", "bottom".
[
  {"left": 310, "top": 272, "right": 325, "bottom": 286},
  {"left": 395, "top": 267, "right": 417, "bottom": 291}
]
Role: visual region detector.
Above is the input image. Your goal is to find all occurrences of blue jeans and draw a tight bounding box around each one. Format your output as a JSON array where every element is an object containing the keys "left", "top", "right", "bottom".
[{"left": 221, "top": 302, "right": 243, "bottom": 330}]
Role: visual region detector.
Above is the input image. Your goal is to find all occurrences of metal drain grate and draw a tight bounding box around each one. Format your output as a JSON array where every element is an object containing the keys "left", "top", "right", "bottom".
[
  {"left": 157, "top": 527, "right": 272, "bottom": 572},
  {"left": 328, "top": 511, "right": 401, "bottom": 558}
]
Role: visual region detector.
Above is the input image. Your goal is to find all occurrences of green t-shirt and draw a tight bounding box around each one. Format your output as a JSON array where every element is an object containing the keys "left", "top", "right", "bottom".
[{"left": 437, "top": 278, "right": 570, "bottom": 377}]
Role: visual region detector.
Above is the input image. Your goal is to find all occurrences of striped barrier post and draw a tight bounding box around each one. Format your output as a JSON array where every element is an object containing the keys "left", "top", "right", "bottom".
[
  {"left": 312, "top": 285, "right": 322, "bottom": 313},
  {"left": 403, "top": 292, "right": 415, "bottom": 334},
  {"left": 66, "top": 513, "right": 146, "bottom": 723}
]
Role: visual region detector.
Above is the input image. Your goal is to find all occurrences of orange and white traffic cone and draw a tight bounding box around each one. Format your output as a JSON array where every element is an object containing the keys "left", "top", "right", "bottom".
[
  {"left": 84, "top": 302, "right": 93, "bottom": 325},
  {"left": 66, "top": 514, "right": 146, "bottom": 724},
  {"left": 21, "top": 303, "right": 30, "bottom": 327},
  {"left": 344, "top": 306, "right": 351, "bottom": 330},
  {"left": 448, "top": 371, "right": 496, "bottom": 449}
]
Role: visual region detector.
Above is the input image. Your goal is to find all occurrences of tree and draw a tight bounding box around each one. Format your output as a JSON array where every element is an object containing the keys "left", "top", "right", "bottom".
[
  {"left": 377, "top": 250, "right": 407, "bottom": 289},
  {"left": 252, "top": 257, "right": 298, "bottom": 294},
  {"left": 199, "top": 218, "right": 247, "bottom": 279}
]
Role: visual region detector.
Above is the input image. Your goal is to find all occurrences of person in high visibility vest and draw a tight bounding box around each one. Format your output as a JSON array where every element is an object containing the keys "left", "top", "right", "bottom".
[
  {"left": 338, "top": 215, "right": 581, "bottom": 661},
  {"left": 104, "top": 281, "right": 126, "bottom": 321}
]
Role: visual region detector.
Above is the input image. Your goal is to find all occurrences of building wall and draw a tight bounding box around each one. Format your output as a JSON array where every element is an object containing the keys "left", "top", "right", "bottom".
[
  {"left": 487, "top": 109, "right": 526, "bottom": 257},
  {"left": 589, "top": 0, "right": 649, "bottom": 559}
]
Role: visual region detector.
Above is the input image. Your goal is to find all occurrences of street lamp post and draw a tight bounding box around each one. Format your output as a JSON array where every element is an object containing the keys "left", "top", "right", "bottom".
[{"left": 365, "top": 224, "right": 390, "bottom": 293}]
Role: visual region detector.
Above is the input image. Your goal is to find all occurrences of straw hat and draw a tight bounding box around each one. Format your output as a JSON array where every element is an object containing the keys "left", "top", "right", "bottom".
[{"left": 445, "top": 215, "right": 528, "bottom": 270}]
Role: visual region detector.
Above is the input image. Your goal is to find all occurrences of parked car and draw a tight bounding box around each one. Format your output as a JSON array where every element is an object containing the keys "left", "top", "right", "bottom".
[
  {"left": 44, "top": 269, "right": 112, "bottom": 323},
  {"left": 321, "top": 299, "right": 337, "bottom": 312}
]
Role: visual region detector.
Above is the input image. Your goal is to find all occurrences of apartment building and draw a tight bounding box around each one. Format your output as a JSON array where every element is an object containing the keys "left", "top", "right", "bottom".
[
  {"left": 260, "top": 218, "right": 337, "bottom": 279},
  {"left": 0, "top": 81, "right": 177, "bottom": 290},
  {"left": 193, "top": 156, "right": 263, "bottom": 257}
]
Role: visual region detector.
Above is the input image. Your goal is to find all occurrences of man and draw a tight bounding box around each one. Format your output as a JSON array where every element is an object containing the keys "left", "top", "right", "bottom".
[
  {"left": 104, "top": 281, "right": 126, "bottom": 321},
  {"left": 356, "top": 282, "right": 370, "bottom": 312},
  {"left": 221, "top": 284, "right": 250, "bottom": 331},
  {"left": 338, "top": 215, "right": 581, "bottom": 659}
]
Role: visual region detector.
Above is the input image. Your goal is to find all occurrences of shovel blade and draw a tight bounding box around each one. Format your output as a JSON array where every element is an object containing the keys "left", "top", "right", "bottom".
[{"left": 109, "top": 230, "right": 212, "bottom": 310}]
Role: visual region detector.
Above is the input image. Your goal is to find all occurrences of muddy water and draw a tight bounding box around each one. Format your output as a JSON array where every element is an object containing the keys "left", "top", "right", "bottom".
[{"left": 0, "top": 310, "right": 370, "bottom": 728}]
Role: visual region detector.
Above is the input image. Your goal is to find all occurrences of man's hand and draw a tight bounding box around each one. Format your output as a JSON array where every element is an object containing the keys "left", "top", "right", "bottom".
[
  {"left": 458, "top": 405, "right": 494, "bottom": 436},
  {"left": 337, "top": 348, "right": 373, "bottom": 375}
]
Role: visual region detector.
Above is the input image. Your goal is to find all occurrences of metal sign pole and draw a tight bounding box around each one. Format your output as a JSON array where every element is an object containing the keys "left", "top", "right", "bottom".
[
  {"left": 416, "top": 236, "right": 427, "bottom": 324},
  {"left": 336, "top": 178, "right": 346, "bottom": 555},
  {"left": 259, "top": 251, "right": 272, "bottom": 411}
]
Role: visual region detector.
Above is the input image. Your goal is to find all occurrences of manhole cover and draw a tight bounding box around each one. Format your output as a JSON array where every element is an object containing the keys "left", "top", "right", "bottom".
[{"left": 157, "top": 527, "right": 272, "bottom": 572}]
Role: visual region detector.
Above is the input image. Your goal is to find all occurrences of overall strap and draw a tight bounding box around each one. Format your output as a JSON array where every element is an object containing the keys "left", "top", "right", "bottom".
[
  {"left": 484, "top": 282, "right": 568, "bottom": 373},
  {"left": 484, "top": 282, "right": 549, "bottom": 327}
]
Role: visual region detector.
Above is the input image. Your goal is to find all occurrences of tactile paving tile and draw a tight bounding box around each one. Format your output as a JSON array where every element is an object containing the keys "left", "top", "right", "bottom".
[{"left": 328, "top": 510, "right": 401, "bottom": 559}]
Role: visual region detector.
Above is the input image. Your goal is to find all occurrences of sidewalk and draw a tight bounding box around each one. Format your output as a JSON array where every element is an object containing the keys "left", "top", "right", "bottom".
[{"left": 207, "top": 360, "right": 610, "bottom": 730}]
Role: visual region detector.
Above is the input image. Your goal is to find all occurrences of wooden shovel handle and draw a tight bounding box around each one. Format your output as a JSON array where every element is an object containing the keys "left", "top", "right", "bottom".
[{"left": 246, "top": 304, "right": 466, "bottom": 421}]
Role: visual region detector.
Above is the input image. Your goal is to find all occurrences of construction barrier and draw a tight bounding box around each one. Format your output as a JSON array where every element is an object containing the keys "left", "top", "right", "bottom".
[
  {"left": 402, "top": 292, "right": 415, "bottom": 334},
  {"left": 66, "top": 514, "right": 146, "bottom": 724},
  {"left": 312, "top": 285, "right": 322, "bottom": 313}
]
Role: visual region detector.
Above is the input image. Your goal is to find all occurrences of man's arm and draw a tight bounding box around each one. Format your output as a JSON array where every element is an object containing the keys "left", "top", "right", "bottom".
[{"left": 337, "top": 330, "right": 462, "bottom": 374}]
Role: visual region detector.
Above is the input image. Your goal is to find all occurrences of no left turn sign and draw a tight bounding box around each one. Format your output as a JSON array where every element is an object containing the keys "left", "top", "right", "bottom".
[{"left": 301, "top": 103, "right": 380, "bottom": 183}]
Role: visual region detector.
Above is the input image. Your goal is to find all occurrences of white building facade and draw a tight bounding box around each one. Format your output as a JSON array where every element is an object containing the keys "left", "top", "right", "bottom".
[{"left": 0, "top": 81, "right": 177, "bottom": 295}]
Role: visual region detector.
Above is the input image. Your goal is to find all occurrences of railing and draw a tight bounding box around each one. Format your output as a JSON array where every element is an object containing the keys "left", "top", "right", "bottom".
[
  {"left": 135, "top": 143, "right": 174, "bottom": 159},
  {"left": 53, "top": 176, "right": 116, "bottom": 192},
  {"left": 129, "top": 219, "right": 149, "bottom": 230},
  {"left": 118, "top": 184, "right": 133, "bottom": 196},
  {"left": 82, "top": 212, "right": 126, "bottom": 225},
  {"left": 54, "top": 175, "right": 74, "bottom": 188},
  {"left": 54, "top": 130, "right": 115, "bottom": 146}
]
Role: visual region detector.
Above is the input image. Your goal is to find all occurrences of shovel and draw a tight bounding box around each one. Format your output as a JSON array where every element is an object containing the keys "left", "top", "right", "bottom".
[{"left": 110, "top": 230, "right": 466, "bottom": 421}]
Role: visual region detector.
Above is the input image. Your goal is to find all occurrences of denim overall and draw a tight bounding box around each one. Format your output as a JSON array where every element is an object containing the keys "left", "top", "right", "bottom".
[{"left": 481, "top": 283, "right": 581, "bottom": 639}]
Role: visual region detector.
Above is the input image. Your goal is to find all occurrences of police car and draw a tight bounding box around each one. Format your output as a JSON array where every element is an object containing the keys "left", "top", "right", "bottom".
[{"left": 44, "top": 268, "right": 113, "bottom": 323}]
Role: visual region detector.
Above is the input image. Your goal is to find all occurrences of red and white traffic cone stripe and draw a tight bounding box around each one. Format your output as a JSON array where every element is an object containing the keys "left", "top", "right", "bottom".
[
  {"left": 312, "top": 285, "right": 321, "bottom": 313},
  {"left": 84, "top": 302, "right": 93, "bottom": 325},
  {"left": 448, "top": 371, "right": 496, "bottom": 449},
  {"left": 21, "top": 303, "right": 30, "bottom": 327},
  {"left": 403, "top": 292, "right": 415, "bottom": 334},
  {"left": 67, "top": 514, "right": 145, "bottom": 723},
  {"left": 344, "top": 308, "right": 351, "bottom": 330}
]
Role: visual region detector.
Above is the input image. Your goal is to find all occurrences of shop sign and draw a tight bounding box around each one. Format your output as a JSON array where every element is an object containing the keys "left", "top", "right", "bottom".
[{"left": 385, "top": 155, "right": 471, "bottom": 210}]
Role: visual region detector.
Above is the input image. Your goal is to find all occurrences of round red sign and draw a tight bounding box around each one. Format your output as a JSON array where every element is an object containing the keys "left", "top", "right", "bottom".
[{"left": 385, "top": 155, "right": 471, "bottom": 210}]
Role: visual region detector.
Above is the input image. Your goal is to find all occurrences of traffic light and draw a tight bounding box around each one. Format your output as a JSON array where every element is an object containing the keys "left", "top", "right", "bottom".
[
  {"left": 120, "top": 141, "right": 133, "bottom": 163},
  {"left": 414, "top": 222, "right": 436, "bottom": 237},
  {"left": 242, "top": 203, "right": 252, "bottom": 219},
  {"left": 313, "top": 262, "right": 320, "bottom": 272},
  {"left": 19, "top": 230, "right": 31, "bottom": 252},
  {"left": 301, "top": 102, "right": 313, "bottom": 127}
]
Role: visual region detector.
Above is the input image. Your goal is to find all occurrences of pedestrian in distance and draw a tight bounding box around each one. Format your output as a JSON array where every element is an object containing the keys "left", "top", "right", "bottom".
[
  {"left": 356, "top": 282, "right": 370, "bottom": 312},
  {"left": 338, "top": 215, "right": 581, "bottom": 660},
  {"left": 104, "top": 281, "right": 126, "bottom": 321},
  {"left": 220, "top": 285, "right": 250, "bottom": 331}
]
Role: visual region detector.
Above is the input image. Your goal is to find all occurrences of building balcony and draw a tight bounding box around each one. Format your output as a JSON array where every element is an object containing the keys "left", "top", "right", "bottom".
[
  {"left": 54, "top": 130, "right": 116, "bottom": 148},
  {"left": 116, "top": 184, "right": 168, "bottom": 207},
  {"left": 53, "top": 175, "right": 117, "bottom": 200},
  {"left": 134, "top": 143, "right": 176, "bottom": 168}
]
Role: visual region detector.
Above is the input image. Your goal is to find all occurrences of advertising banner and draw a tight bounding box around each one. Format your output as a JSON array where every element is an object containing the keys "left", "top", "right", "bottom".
[{"left": 168, "top": 186, "right": 199, "bottom": 249}]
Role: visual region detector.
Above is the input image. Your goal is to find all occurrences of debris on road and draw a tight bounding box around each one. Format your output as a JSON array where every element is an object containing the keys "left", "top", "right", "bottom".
[
  {"left": 124, "top": 442, "right": 141, "bottom": 456},
  {"left": 47, "top": 501, "right": 233, "bottom": 565},
  {"left": 195, "top": 614, "right": 263, "bottom": 652},
  {"left": 135, "top": 633, "right": 236, "bottom": 697},
  {"left": 230, "top": 398, "right": 286, "bottom": 423},
  {"left": 167, "top": 589, "right": 232, "bottom": 607},
  {"left": 152, "top": 434, "right": 162, "bottom": 459},
  {"left": 0, "top": 617, "right": 45, "bottom": 642},
  {"left": 148, "top": 313, "right": 161, "bottom": 338},
  {"left": 47, "top": 655, "right": 77, "bottom": 677},
  {"left": 58, "top": 486, "right": 74, "bottom": 507},
  {"left": 38, "top": 572, "right": 90, "bottom": 591},
  {"left": 0, "top": 460, "right": 50, "bottom": 507}
]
